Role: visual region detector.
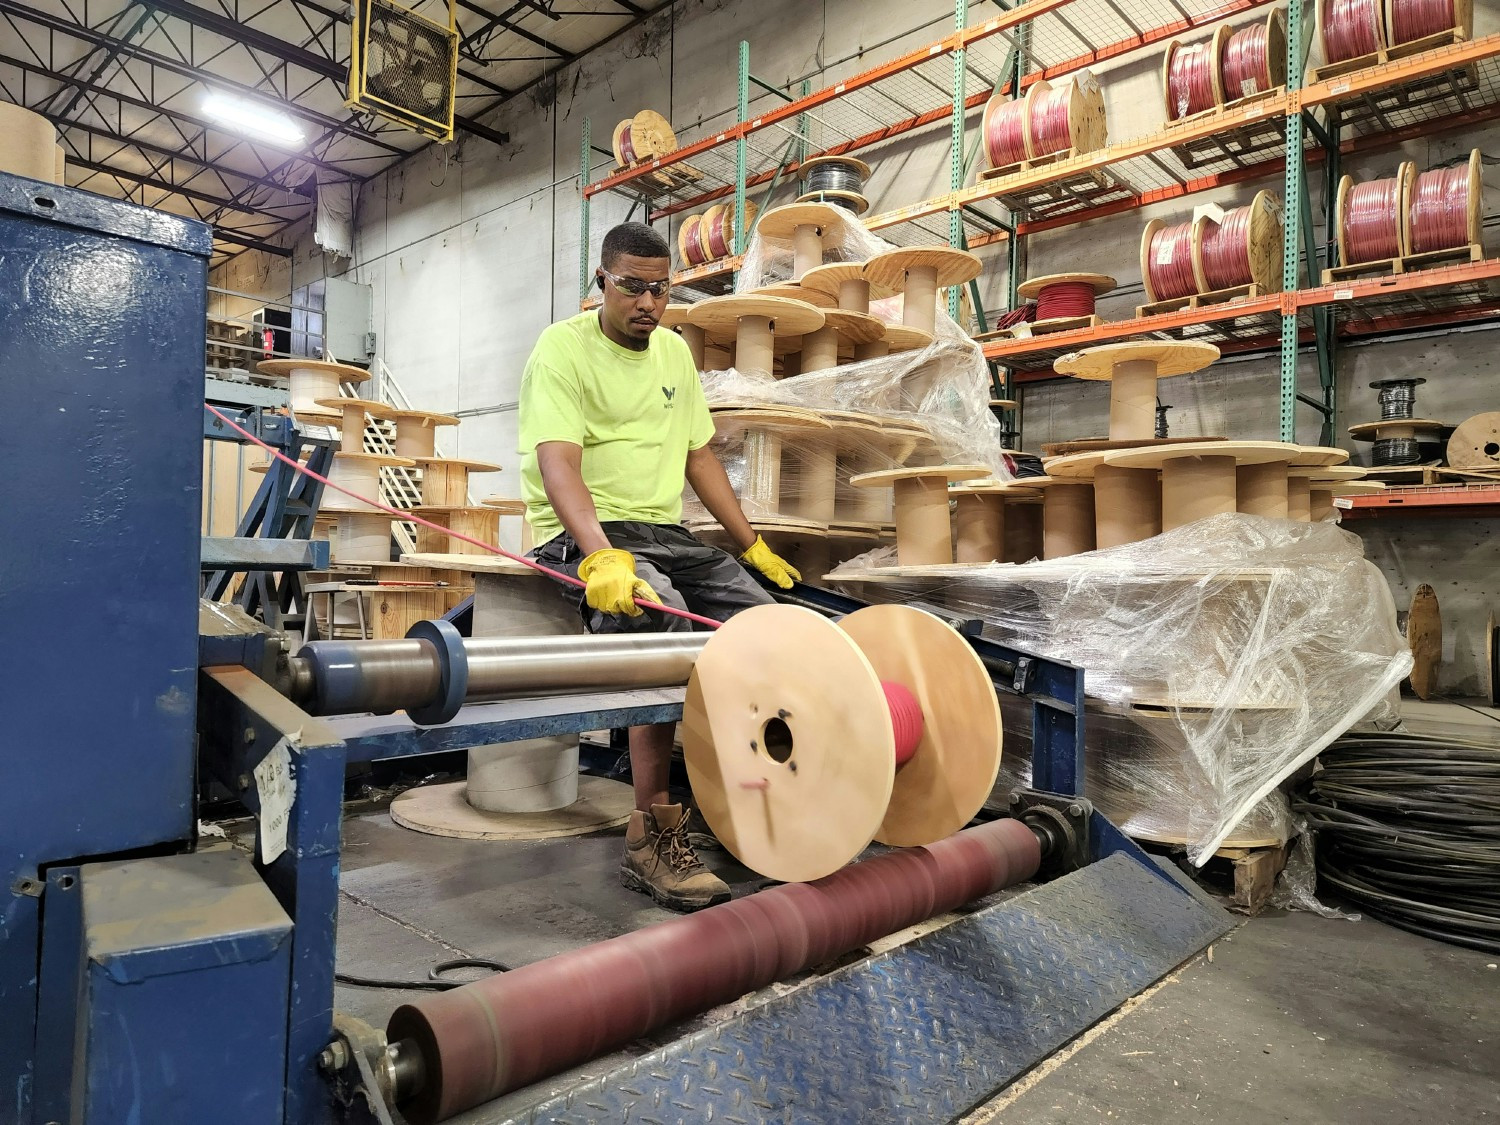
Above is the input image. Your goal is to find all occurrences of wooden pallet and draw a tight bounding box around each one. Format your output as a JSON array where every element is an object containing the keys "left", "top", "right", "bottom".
[
  {"left": 1307, "top": 27, "right": 1468, "bottom": 85},
  {"left": 1214, "top": 841, "right": 1292, "bottom": 915},
  {"left": 1001, "top": 314, "right": 1104, "bottom": 339},
  {"left": 610, "top": 159, "right": 705, "bottom": 195},
  {"left": 1136, "top": 282, "right": 1264, "bottom": 319},
  {"left": 1321, "top": 242, "right": 1482, "bottom": 285},
  {"left": 978, "top": 146, "right": 1079, "bottom": 182}
]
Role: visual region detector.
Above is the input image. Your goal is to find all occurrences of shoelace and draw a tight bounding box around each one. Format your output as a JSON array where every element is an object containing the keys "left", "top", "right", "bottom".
[{"left": 658, "top": 817, "right": 707, "bottom": 874}]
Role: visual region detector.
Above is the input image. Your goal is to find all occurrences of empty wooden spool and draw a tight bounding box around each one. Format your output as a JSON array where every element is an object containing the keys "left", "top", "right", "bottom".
[
  {"left": 755, "top": 202, "right": 850, "bottom": 281},
  {"left": 414, "top": 456, "right": 502, "bottom": 508},
  {"left": 1237, "top": 445, "right": 1349, "bottom": 518},
  {"left": 411, "top": 505, "right": 502, "bottom": 555},
  {"left": 257, "top": 357, "right": 371, "bottom": 418},
  {"left": 686, "top": 294, "right": 825, "bottom": 376},
  {"left": 1031, "top": 477, "right": 1098, "bottom": 559},
  {"left": 798, "top": 309, "right": 887, "bottom": 373},
  {"left": 659, "top": 304, "right": 707, "bottom": 369},
  {"left": 1447, "top": 412, "right": 1500, "bottom": 471},
  {"left": 1053, "top": 340, "right": 1220, "bottom": 444},
  {"left": 950, "top": 480, "right": 1043, "bottom": 563},
  {"left": 849, "top": 465, "right": 991, "bottom": 566},
  {"left": 711, "top": 406, "right": 833, "bottom": 521},
  {"left": 389, "top": 408, "right": 461, "bottom": 460},
  {"left": 315, "top": 397, "right": 396, "bottom": 454},
  {"left": 863, "top": 246, "right": 983, "bottom": 337},
  {"left": 1107, "top": 441, "right": 1301, "bottom": 531},
  {"left": 319, "top": 450, "right": 415, "bottom": 563},
  {"left": 1046, "top": 451, "right": 1160, "bottom": 548}
]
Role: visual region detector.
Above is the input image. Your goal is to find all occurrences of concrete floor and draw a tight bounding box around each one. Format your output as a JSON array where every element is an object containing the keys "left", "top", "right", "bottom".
[{"left": 334, "top": 797, "right": 1500, "bottom": 1125}]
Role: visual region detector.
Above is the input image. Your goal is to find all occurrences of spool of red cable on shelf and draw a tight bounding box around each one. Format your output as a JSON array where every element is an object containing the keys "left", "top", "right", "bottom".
[
  {"left": 1222, "top": 9, "right": 1288, "bottom": 102},
  {"left": 1318, "top": 0, "right": 1386, "bottom": 65},
  {"left": 1194, "top": 190, "right": 1287, "bottom": 293},
  {"left": 1337, "top": 162, "right": 1414, "bottom": 265},
  {"left": 1387, "top": 0, "right": 1465, "bottom": 47},
  {"left": 1140, "top": 218, "right": 1206, "bottom": 303},
  {"left": 1016, "top": 272, "right": 1116, "bottom": 325},
  {"left": 678, "top": 214, "right": 705, "bottom": 268},
  {"left": 1163, "top": 30, "right": 1225, "bottom": 121},
  {"left": 612, "top": 119, "right": 637, "bottom": 166},
  {"left": 1405, "top": 149, "right": 1483, "bottom": 255},
  {"left": 980, "top": 73, "right": 1106, "bottom": 173},
  {"left": 980, "top": 83, "right": 1038, "bottom": 169}
]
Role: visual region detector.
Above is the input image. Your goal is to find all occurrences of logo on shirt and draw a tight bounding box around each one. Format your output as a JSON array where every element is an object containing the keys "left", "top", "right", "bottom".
[{"left": 661, "top": 386, "right": 676, "bottom": 408}]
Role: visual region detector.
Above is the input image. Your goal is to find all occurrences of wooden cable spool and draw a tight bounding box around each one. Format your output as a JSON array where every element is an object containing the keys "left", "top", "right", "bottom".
[
  {"left": 684, "top": 603, "right": 1003, "bottom": 882},
  {"left": 708, "top": 406, "right": 832, "bottom": 521},
  {"left": 1445, "top": 412, "right": 1500, "bottom": 470},
  {"left": 1139, "top": 216, "right": 1208, "bottom": 302},
  {"left": 1107, "top": 441, "right": 1306, "bottom": 531},
  {"left": 1317, "top": 0, "right": 1388, "bottom": 65},
  {"left": 1045, "top": 451, "right": 1161, "bottom": 548},
  {"left": 1403, "top": 148, "right": 1483, "bottom": 256},
  {"left": 1385, "top": 0, "right": 1471, "bottom": 46},
  {"left": 797, "top": 154, "right": 872, "bottom": 215},
  {"left": 610, "top": 110, "right": 676, "bottom": 167},
  {"left": 755, "top": 202, "right": 850, "bottom": 281},
  {"left": 1016, "top": 272, "right": 1115, "bottom": 324},
  {"left": 1223, "top": 9, "right": 1287, "bottom": 101},
  {"left": 1053, "top": 340, "right": 1220, "bottom": 443},
  {"left": 388, "top": 409, "right": 460, "bottom": 460},
  {"left": 849, "top": 465, "right": 992, "bottom": 565},
  {"left": 948, "top": 481, "right": 1042, "bottom": 563},
  {"left": 1337, "top": 162, "right": 1416, "bottom": 263},
  {"left": 257, "top": 357, "right": 372, "bottom": 417},
  {"left": 681, "top": 200, "right": 760, "bottom": 266},
  {"left": 863, "top": 246, "right": 983, "bottom": 337},
  {"left": 1193, "top": 190, "right": 1286, "bottom": 293},
  {"left": 686, "top": 294, "right": 824, "bottom": 376},
  {"left": 1162, "top": 27, "right": 1229, "bottom": 120},
  {"left": 410, "top": 506, "right": 502, "bottom": 556},
  {"left": 1030, "top": 477, "right": 1098, "bottom": 558},
  {"left": 315, "top": 397, "right": 396, "bottom": 454},
  {"left": 980, "top": 73, "right": 1107, "bottom": 170},
  {"left": 413, "top": 456, "right": 502, "bottom": 507}
]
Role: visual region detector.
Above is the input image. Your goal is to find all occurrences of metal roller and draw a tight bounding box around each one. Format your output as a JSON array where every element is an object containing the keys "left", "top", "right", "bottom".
[{"left": 385, "top": 815, "right": 1045, "bottom": 1124}]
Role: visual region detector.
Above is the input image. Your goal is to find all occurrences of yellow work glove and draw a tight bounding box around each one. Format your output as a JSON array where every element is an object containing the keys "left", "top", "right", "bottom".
[
  {"left": 576, "top": 548, "right": 662, "bottom": 617},
  {"left": 740, "top": 535, "right": 800, "bottom": 589}
]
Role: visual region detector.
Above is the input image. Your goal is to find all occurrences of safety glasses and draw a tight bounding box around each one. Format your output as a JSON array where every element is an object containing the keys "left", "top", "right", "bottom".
[{"left": 600, "top": 269, "right": 671, "bottom": 298}]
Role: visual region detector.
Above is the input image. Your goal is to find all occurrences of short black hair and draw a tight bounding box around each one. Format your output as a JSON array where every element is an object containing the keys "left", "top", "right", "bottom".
[{"left": 601, "top": 222, "right": 669, "bottom": 268}]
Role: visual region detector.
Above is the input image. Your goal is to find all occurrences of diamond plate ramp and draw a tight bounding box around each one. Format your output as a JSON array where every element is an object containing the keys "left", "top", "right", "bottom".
[{"left": 497, "top": 853, "right": 1233, "bottom": 1125}]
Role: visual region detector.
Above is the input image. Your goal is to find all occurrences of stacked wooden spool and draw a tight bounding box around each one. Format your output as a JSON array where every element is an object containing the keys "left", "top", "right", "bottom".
[
  {"left": 1331, "top": 150, "right": 1483, "bottom": 276},
  {"left": 1139, "top": 189, "right": 1285, "bottom": 312},
  {"left": 0, "top": 102, "right": 69, "bottom": 185},
  {"left": 1162, "top": 9, "right": 1287, "bottom": 121},
  {"left": 978, "top": 71, "right": 1108, "bottom": 175}
]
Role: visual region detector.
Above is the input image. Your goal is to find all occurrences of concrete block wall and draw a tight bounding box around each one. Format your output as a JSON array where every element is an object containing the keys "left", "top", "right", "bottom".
[{"left": 210, "top": 0, "right": 1500, "bottom": 693}]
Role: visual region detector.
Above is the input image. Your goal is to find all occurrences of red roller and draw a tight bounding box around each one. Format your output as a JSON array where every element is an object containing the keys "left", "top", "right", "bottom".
[
  {"left": 1034, "top": 281, "right": 1098, "bottom": 320},
  {"left": 1343, "top": 174, "right": 1404, "bottom": 263},
  {"left": 1408, "top": 163, "right": 1473, "bottom": 253},
  {"left": 1198, "top": 205, "right": 1254, "bottom": 290},
  {"left": 984, "top": 97, "right": 1029, "bottom": 169},
  {"left": 1146, "top": 221, "right": 1201, "bottom": 300},
  {"left": 881, "top": 679, "right": 926, "bottom": 766},
  {"left": 1222, "top": 24, "right": 1270, "bottom": 100},
  {"left": 1388, "top": 0, "right": 1454, "bottom": 45},
  {"left": 388, "top": 816, "right": 1043, "bottom": 1124},
  {"left": 1028, "top": 85, "right": 1073, "bottom": 158},
  {"left": 1323, "top": 0, "right": 1383, "bottom": 63},
  {"left": 1166, "top": 41, "right": 1217, "bottom": 119}
]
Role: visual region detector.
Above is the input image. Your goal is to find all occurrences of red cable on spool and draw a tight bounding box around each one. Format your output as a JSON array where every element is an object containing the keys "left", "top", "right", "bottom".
[
  {"left": 1222, "top": 23, "right": 1270, "bottom": 101},
  {"left": 1409, "top": 163, "right": 1472, "bottom": 253},
  {"left": 1198, "top": 205, "right": 1255, "bottom": 290},
  {"left": 706, "top": 208, "right": 729, "bottom": 259},
  {"left": 881, "top": 680, "right": 926, "bottom": 766},
  {"left": 1166, "top": 41, "right": 1217, "bottom": 119},
  {"left": 1389, "top": 0, "right": 1454, "bottom": 44},
  {"left": 1343, "top": 175, "right": 1404, "bottom": 263},
  {"left": 1324, "top": 0, "right": 1383, "bottom": 63},
  {"left": 1028, "top": 85, "right": 1073, "bottom": 158},
  {"left": 1146, "top": 222, "right": 1200, "bottom": 300},
  {"left": 1034, "top": 281, "right": 1098, "bottom": 320},
  {"left": 984, "top": 98, "right": 1029, "bottom": 169},
  {"left": 616, "top": 120, "right": 637, "bottom": 165}
]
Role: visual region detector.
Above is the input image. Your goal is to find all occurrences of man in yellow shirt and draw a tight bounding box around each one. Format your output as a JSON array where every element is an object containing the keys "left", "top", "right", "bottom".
[{"left": 519, "top": 222, "right": 800, "bottom": 912}]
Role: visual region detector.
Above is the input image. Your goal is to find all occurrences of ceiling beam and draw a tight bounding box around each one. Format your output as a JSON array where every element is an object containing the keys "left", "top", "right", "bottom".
[
  {"left": 213, "top": 227, "right": 294, "bottom": 255},
  {"left": 66, "top": 154, "right": 297, "bottom": 219},
  {"left": 456, "top": 0, "right": 578, "bottom": 61},
  {"left": 145, "top": 0, "right": 512, "bottom": 143}
]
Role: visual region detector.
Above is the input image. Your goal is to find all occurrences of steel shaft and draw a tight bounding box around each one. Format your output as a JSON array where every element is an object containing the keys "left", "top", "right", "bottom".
[{"left": 386, "top": 816, "right": 1043, "bottom": 1124}]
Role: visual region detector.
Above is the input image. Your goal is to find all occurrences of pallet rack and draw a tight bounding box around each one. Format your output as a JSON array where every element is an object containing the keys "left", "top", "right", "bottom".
[{"left": 577, "top": 0, "right": 1500, "bottom": 452}]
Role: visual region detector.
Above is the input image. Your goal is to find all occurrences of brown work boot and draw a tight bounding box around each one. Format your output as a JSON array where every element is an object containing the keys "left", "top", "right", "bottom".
[{"left": 620, "top": 803, "right": 731, "bottom": 912}]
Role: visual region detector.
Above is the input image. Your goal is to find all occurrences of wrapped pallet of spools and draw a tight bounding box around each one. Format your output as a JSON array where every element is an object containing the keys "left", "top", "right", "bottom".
[
  {"left": 1139, "top": 190, "right": 1284, "bottom": 313},
  {"left": 978, "top": 70, "right": 1106, "bottom": 177},
  {"left": 1163, "top": 9, "right": 1287, "bottom": 121}
]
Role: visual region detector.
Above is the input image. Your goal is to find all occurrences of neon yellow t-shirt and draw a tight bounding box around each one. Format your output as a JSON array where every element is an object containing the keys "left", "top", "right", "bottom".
[{"left": 518, "top": 311, "right": 715, "bottom": 547}]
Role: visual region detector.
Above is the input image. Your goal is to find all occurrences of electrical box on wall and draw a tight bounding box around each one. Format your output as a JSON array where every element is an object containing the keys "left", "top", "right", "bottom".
[{"left": 325, "top": 276, "right": 376, "bottom": 364}]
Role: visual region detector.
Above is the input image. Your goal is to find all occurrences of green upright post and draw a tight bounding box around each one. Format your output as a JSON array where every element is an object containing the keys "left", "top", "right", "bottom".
[
  {"left": 734, "top": 41, "right": 750, "bottom": 258},
  {"left": 1279, "top": 0, "right": 1304, "bottom": 443},
  {"left": 579, "top": 118, "right": 591, "bottom": 304},
  {"left": 948, "top": 0, "right": 967, "bottom": 320}
]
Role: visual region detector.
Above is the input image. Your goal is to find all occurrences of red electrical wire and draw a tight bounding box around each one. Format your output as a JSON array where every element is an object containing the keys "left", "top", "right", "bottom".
[
  {"left": 1034, "top": 281, "right": 1097, "bottom": 320},
  {"left": 1222, "top": 23, "right": 1270, "bottom": 101},
  {"left": 1166, "top": 41, "right": 1217, "bottom": 120},
  {"left": 1408, "top": 163, "right": 1473, "bottom": 253},
  {"left": 1198, "top": 204, "right": 1255, "bottom": 290},
  {"left": 706, "top": 208, "right": 729, "bottom": 259},
  {"left": 203, "top": 403, "right": 724, "bottom": 630},
  {"left": 681, "top": 216, "right": 704, "bottom": 266},
  {"left": 984, "top": 98, "right": 1029, "bottom": 169},
  {"left": 1146, "top": 221, "right": 1201, "bottom": 300},
  {"left": 882, "top": 680, "right": 925, "bottom": 766},
  {"left": 616, "top": 121, "right": 637, "bottom": 165},
  {"left": 1343, "top": 175, "right": 1404, "bottom": 263},
  {"left": 1323, "top": 0, "right": 1383, "bottom": 63},
  {"left": 1388, "top": 0, "right": 1454, "bottom": 45},
  {"left": 1028, "top": 85, "right": 1073, "bottom": 158}
]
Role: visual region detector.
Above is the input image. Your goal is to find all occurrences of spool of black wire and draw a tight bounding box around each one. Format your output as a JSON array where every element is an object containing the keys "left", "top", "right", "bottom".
[
  {"left": 1373, "top": 436, "right": 1423, "bottom": 465},
  {"left": 1371, "top": 376, "right": 1426, "bottom": 421},
  {"left": 1295, "top": 730, "right": 1500, "bottom": 954},
  {"left": 797, "top": 155, "right": 871, "bottom": 215}
]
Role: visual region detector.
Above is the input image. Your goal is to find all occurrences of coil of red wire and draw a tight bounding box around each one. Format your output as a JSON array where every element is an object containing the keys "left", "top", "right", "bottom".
[
  {"left": 1034, "top": 281, "right": 1098, "bottom": 321},
  {"left": 984, "top": 97, "right": 1030, "bottom": 169},
  {"left": 616, "top": 120, "right": 637, "bottom": 165},
  {"left": 1323, "top": 0, "right": 1384, "bottom": 64},
  {"left": 1388, "top": 0, "right": 1455, "bottom": 45},
  {"left": 1342, "top": 174, "right": 1404, "bottom": 263},
  {"left": 1408, "top": 163, "right": 1474, "bottom": 254},
  {"left": 1146, "top": 221, "right": 1201, "bottom": 300},
  {"left": 1222, "top": 23, "right": 1270, "bottom": 100},
  {"left": 1166, "top": 41, "right": 1217, "bottom": 119},
  {"left": 1198, "top": 205, "right": 1256, "bottom": 291},
  {"left": 1028, "top": 84, "right": 1074, "bottom": 158},
  {"left": 705, "top": 208, "right": 729, "bottom": 258},
  {"left": 680, "top": 215, "right": 703, "bottom": 266}
]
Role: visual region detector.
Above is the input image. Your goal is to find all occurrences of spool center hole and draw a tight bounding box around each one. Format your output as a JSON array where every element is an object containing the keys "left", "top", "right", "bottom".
[
  {"left": 761, "top": 717, "right": 794, "bottom": 764},
  {"left": 1485, "top": 442, "right": 1499, "bottom": 457}
]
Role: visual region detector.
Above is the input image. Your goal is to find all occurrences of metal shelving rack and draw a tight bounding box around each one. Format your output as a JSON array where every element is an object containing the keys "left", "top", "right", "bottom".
[{"left": 577, "top": 0, "right": 1500, "bottom": 447}]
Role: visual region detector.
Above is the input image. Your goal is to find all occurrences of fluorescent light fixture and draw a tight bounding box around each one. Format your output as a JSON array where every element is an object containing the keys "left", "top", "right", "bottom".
[{"left": 202, "top": 92, "right": 305, "bottom": 146}]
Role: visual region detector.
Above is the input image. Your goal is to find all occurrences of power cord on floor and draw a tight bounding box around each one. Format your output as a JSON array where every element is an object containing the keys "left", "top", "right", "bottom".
[
  {"left": 336, "top": 957, "right": 510, "bottom": 991},
  {"left": 1294, "top": 731, "right": 1500, "bottom": 954}
]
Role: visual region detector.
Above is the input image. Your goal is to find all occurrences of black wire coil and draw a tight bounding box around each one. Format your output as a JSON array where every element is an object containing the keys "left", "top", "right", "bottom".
[
  {"left": 1372, "top": 436, "right": 1424, "bottom": 466},
  {"left": 1372, "top": 377, "right": 1425, "bottom": 421},
  {"left": 1294, "top": 731, "right": 1500, "bottom": 954}
]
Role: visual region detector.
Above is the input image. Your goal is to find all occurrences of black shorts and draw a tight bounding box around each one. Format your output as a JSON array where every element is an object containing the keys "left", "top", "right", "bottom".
[{"left": 529, "top": 521, "right": 775, "bottom": 634}]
